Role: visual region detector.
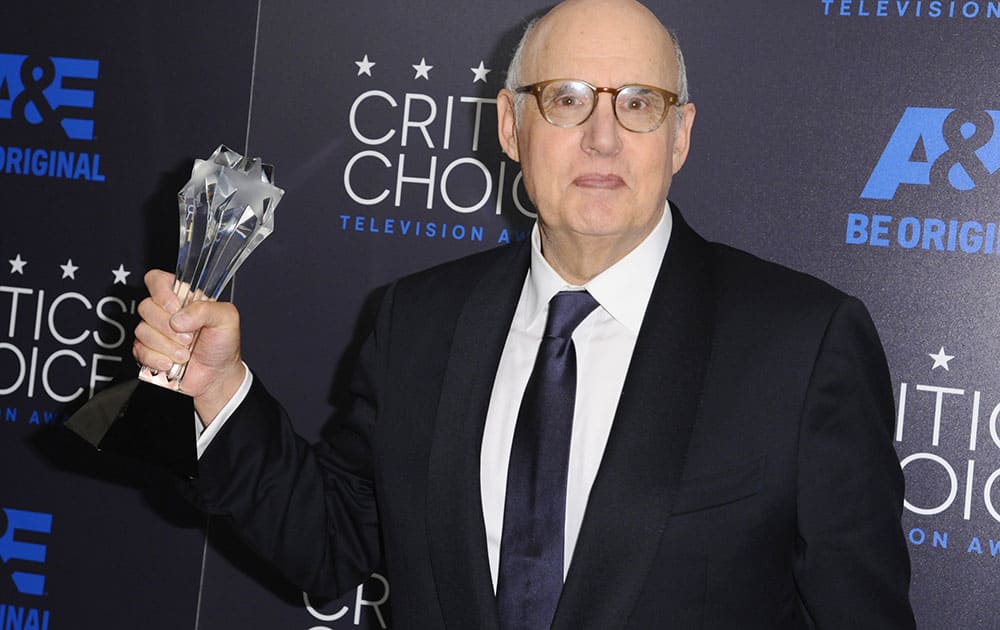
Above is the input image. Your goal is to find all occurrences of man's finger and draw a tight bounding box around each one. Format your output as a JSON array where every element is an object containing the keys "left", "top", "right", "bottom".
[
  {"left": 171, "top": 300, "right": 240, "bottom": 335},
  {"left": 144, "top": 269, "right": 181, "bottom": 314},
  {"left": 137, "top": 296, "right": 193, "bottom": 346},
  {"left": 134, "top": 319, "right": 191, "bottom": 366}
]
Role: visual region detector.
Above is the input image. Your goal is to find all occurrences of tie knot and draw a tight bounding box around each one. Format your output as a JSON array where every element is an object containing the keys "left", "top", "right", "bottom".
[{"left": 544, "top": 290, "right": 599, "bottom": 340}]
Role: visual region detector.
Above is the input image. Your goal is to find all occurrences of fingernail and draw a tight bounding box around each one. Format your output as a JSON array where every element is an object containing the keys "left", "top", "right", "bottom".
[
  {"left": 177, "top": 332, "right": 193, "bottom": 345},
  {"left": 173, "top": 348, "right": 190, "bottom": 363},
  {"left": 171, "top": 312, "right": 190, "bottom": 329}
]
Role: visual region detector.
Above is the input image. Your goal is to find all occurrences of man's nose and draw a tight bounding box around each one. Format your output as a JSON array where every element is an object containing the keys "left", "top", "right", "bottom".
[{"left": 581, "top": 94, "right": 623, "bottom": 156}]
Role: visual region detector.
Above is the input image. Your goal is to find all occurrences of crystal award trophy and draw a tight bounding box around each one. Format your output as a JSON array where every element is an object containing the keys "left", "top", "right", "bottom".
[{"left": 138, "top": 145, "right": 284, "bottom": 391}]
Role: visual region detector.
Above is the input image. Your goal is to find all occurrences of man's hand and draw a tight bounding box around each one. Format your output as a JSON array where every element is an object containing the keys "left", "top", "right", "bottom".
[{"left": 133, "top": 269, "right": 246, "bottom": 425}]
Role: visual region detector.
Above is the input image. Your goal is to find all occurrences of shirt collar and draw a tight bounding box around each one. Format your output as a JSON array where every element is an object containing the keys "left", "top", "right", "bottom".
[{"left": 523, "top": 201, "right": 672, "bottom": 334}]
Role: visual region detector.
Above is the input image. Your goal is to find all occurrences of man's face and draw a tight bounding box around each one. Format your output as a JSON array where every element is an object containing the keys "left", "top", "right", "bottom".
[{"left": 497, "top": 1, "right": 695, "bottom": 256}]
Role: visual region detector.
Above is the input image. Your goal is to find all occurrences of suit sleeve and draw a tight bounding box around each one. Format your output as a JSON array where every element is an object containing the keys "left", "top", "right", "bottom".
[
  {"left": 793, "top": 296, "right": 915, "bottom": 629},
  {"left": 186, "top": 284, "right": 396, "bottom": 599}
]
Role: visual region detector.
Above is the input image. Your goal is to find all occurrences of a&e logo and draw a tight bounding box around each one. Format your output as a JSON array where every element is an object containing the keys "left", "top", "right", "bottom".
[
  {"left": 861, "top": 108, "right": 1000, "bottom": 200},
  {"left": 0, "top": 507, "right": 52, "bottom": 596},
  {"left": 0, "top": 53, "right": 99, "bottom": 141}
]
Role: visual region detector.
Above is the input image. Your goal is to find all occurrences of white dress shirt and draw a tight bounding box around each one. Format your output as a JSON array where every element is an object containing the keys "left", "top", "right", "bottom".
[
  {"left": 197, "top": 205, "right": 672, "bottom": 591},
  {"left": 480, "top": 207, "right": 671, "bottom": 590}
]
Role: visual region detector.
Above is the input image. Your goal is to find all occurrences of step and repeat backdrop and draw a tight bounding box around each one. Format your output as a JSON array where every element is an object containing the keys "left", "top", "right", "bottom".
[{"left": 3, "top": 1, "right": 1000, "bottom": 628}]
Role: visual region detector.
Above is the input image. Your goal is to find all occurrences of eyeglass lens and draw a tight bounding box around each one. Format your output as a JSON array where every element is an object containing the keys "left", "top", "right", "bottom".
[{"left": 538, "top": 80, "right": 668, "bottom": 132}]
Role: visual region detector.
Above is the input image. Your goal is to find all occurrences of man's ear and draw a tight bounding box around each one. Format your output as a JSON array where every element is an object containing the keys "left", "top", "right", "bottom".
[
  {"left": 671, "top": 102, "right": 696, "bottom": 175},
  {"left": 496, "top": 89, "right": 520, "bottom": 162}
]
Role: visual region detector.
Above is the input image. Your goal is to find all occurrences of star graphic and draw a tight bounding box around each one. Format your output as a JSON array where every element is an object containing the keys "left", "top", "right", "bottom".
[
  {"left": 60, "top": 258, "right": 79, "bottom": 280},
  {"left": 355, "top": 54, "right": 375, "bottom": 77},
  {"left": 470, "top": 61, "right": 491, "bottom": 83},
  {"left": 8, "top": 254, "right": 27, "bottom": 274},
  {"left": 112, "top": 263, "right": 131, "bottom": 285},
  {"left": 412, "top": 57, "right": 433, "bottom": 80},
  {"left": 929, "top": 347, "right": 954, "bottom": 371}
]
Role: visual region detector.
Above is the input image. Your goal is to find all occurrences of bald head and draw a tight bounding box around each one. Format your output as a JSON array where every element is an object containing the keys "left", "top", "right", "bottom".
[{"left": 505, "top": 0, "right": 688, "bottom": 113}]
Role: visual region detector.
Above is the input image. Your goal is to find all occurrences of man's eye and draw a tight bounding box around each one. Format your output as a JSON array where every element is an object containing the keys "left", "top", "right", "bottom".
[
  {"left": 551, "top": 95, "right": 584, "bottom": 108},
  {"left": 622, "top": 97, "right": 649, "bottom": 111}
]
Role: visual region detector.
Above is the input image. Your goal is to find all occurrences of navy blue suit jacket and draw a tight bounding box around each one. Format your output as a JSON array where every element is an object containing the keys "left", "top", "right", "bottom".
[{"left": 181, "top": 205, "right": 914, "bottom": 629}]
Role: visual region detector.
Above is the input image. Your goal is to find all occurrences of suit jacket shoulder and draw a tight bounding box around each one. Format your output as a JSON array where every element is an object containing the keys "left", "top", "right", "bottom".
[{"left": 709, "top": 240, "right": 849, "bottom": 319}]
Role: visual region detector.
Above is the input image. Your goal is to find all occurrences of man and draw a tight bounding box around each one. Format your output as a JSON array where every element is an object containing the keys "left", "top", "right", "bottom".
[{"left": 132, "top": 0, "right": 914, "bottom": 627}]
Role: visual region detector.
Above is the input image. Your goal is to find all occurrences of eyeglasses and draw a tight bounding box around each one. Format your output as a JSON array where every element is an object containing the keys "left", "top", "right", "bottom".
[{"left": 515, "top": 79, "right": 680, "bottom": 133}]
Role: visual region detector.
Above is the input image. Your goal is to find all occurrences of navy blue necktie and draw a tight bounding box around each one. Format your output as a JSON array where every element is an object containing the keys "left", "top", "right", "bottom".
[{"left": 497, "top": 290, "right": 599, "bottom": 630}]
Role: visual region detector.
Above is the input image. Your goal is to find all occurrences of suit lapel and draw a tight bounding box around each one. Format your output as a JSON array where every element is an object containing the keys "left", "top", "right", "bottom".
[
  {"left": 425, "top": 242, "right": 529, "bottom": 630},
  {"left": 553, "top": 207, "right": 717, "bottom": 628}
]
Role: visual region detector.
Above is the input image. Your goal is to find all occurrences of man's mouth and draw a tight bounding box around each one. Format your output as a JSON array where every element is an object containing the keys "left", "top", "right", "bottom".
[{"left": 573, "top": 174, "right": 626, "bottom": 189}]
